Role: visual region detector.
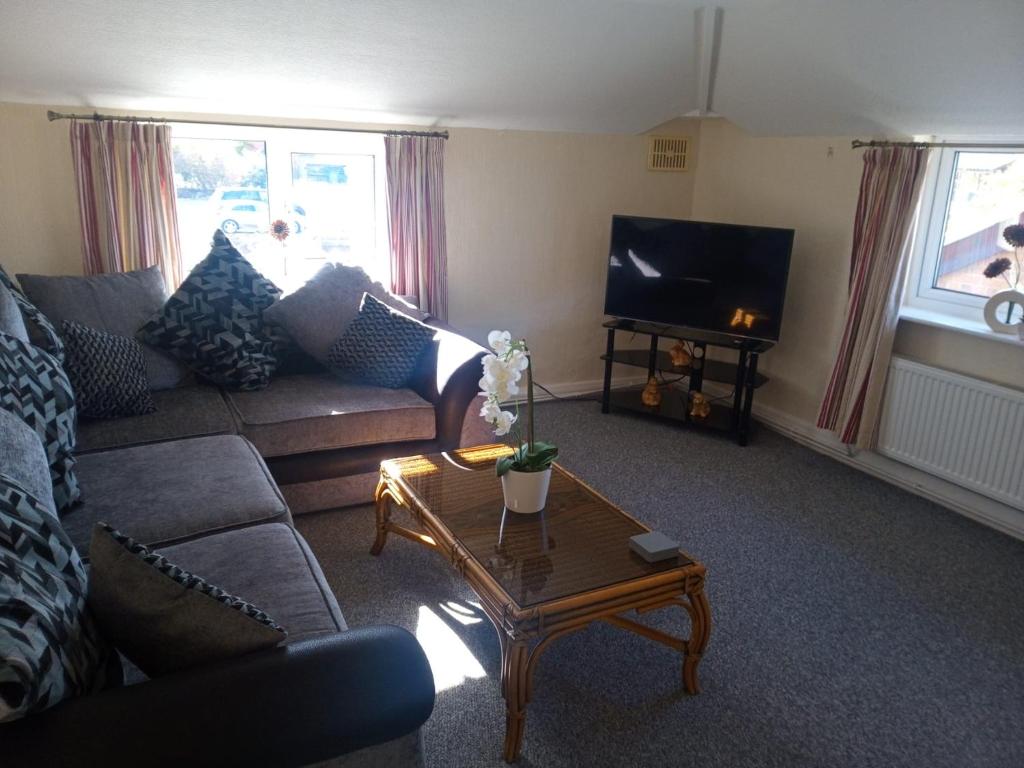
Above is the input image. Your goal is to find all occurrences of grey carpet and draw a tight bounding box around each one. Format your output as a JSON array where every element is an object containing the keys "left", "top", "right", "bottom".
[{"left": 295, "top": 401, "right": 1024, "bottom": 768}]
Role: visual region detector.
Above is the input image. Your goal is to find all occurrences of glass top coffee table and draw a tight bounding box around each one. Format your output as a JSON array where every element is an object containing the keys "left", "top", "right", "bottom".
[{"left": 371, "top": 445, "right": 711, "bottom": 763}]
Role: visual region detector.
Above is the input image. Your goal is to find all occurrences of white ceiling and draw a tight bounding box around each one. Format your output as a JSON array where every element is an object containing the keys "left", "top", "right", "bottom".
[{"left": 1, "top": 0, "right": 1022, "bottom": 137}]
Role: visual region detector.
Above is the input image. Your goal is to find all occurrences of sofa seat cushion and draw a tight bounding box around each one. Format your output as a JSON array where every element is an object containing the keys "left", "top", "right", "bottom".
[
  {"left": 64, "top": 435, "right": 289, "bottom": 555},
  {"left": 224, "top": 373, "right": 436, "bottom": 458},
  {"left": 76, "top": 384, "right": 235, "bottom": 453},
  {"left": 157, "top": 523, "right": 346, "bottom": 641}
]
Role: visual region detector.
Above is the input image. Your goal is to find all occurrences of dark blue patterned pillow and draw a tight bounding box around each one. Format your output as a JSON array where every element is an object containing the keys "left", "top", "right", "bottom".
[
  {"left": 0, "top": 331, "right": 79, "bottom": 512},
  {"left": 62, "top": 321, "right": 156, "bottom": 419},
  {"left": 137, "top": 230, "right": 287, "bottom": 390},
  {"left": 0, "top": 473, "right": 108, "bottom": 722},
  {"left": 0, "top": 266, "right": 65, "bottom": 365},
  {"left": 326, "top": 293, "right": 437, "bottom": 388},
  {"left": 87, "top": 524, "right": 286, "bottom": 677}
]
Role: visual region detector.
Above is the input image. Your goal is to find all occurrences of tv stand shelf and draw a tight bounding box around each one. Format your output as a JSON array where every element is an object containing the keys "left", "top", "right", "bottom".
[
  {"left": 600, "top": 349, "right": 768, "bottom": 389},
  {"left": 600, "top": 318, "right": 774, "bottom": 446}
]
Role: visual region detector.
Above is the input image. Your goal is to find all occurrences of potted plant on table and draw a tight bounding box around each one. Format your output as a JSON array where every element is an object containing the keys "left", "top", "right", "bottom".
[{"left": 479, "top": 331, "right": 558, "bottom": 513}]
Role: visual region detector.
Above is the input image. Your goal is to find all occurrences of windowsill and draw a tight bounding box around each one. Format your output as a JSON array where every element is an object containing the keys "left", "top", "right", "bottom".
[{"left": 899, "top": 305, "right": 1024, "bottom": 346}]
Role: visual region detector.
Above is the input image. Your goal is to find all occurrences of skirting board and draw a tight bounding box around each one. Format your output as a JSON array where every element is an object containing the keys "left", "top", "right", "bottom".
[{"left": 538, "top": 378, "right": 1024, "bottom": 541}]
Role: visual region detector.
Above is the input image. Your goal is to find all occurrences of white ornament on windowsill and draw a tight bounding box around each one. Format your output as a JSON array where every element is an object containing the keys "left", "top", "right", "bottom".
[{"left": 982, "top": 290, "right": 1024, "bottom": 335}]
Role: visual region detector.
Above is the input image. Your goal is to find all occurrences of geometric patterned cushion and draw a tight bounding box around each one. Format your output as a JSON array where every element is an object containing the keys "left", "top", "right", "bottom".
[
  {"left": 0, "top": 266, "right": 66, "bottom": 365},
  {"left": 137, "top": 230, "right": 286, "bottom": 391},
  {"left": 0, "top": 332, "right": 79, "bottom": 513},
  {"left": 87, "top": 523, "right": 287, "bottom": 677},
  {"left": 326, "top": 293, "right": 437, "bottom": 388},
  {"left": 0, "top": 472, "right": 108, "bottom": 723},
  {"left": 61, "top": 321, "right": 156, "bottom": 420}
]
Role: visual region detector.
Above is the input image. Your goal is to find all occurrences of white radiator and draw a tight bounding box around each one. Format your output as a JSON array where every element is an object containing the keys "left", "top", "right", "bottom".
[{"left": 877, "top": 357, "right": 1024, "bottom": 511}]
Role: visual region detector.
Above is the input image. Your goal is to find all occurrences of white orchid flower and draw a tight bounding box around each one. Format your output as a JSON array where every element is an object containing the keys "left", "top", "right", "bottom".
[
  {"left": 493, "top": 410, "right": 517, "bottom": 436},
  {"left": 487, "top": 330, "right": 512, "bottom": 355},
  {"left": 480, "top": 399, "right": 501, "bottom": 424},
  {"left": 508, "top": 348, "right": 529, "bottom": 372}
]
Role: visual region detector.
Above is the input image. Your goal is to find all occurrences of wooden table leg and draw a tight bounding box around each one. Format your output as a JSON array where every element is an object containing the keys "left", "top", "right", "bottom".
[
  {"left": 501, "top": 639, "right": 529, "bottom": 763},
  {"left": 682, "top": 588, "right": 712, "bottom": 694},
  {"left": 370, "top": 476, "right": 391, "bottom": 556}
]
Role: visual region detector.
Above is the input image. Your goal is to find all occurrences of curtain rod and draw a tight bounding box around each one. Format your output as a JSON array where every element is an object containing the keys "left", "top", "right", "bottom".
[
  {"left": 45, "top": 110, "right": 449, "bottom": 140},
  {"left": 852, "top": 139, "right": 1024, "bottom": 150}
]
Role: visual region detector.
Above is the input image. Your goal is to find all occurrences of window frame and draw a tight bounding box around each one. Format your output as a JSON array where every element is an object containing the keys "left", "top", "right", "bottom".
[
  {"left": 903, "top": 145, "right": 1024, "bottom": 324},
  {"left": 168, "top": 121, "right": 391, "bottom": 285}
]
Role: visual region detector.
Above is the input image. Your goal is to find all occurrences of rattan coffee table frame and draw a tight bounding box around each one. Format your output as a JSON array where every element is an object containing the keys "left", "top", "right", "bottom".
[{"left": 371, "top": 452, "right": 711, "bottom": 763}]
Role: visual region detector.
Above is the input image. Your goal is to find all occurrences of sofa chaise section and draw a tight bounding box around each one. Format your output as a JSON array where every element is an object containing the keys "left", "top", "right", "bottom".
[{"left": 63, "top": 434, "right": 290, "bottom": 555}]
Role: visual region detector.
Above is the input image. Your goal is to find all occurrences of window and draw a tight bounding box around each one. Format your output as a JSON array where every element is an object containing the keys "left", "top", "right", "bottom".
[
  {"left": 905, "top": 148, "right": 1024, "bottom": 326},
  {"left": 170, "top": 124, "right": 388, "bottom": 292}
]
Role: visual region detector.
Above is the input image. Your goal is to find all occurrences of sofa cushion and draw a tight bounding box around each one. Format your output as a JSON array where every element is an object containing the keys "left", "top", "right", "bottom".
[
  {"left": 0, "top": 279, "right": 29, "bottom": 343},
  {"left": 327, "top": 294, "right": 437, "bottom": 389},
  {"left": 0, "top": 472, "right": 108, "bottom": 722},
  {"left": 263, "top": 262, "right": 427, "bottom": 365},
  {"left": 63, "top": 435, "right": 290, "bottom": 555},
  {"left": 0, "top": 331, "right": 80, "bottom": 513},
  {"left": 15, "top": 267, "right": 191, "bottom": 390},
  {"left": 62, "top": 321, "right": 156, "bottom": 419},
  {"left": 157, "top": 523, "right": 346, "bottom": 641},
  {"left": 76, "top": 384, "right": 235, "bottom": 453},
  {"left": 0, "top": 266, "right": 65, "bottom": 364},
  {"left": 87, "top": 523, "right": 286, "bottom": 677},
  {"left": 138, "top": 230, "right": 287, "bottom": 391},
  {"left": 224, "top": 373, "right": 436, "bottom": 457}
]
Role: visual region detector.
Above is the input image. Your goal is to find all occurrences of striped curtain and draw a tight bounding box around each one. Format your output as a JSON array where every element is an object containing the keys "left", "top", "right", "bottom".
[
  {"left": 817, "top": 146, "right": 930, "bottom": 449},
  {"left": 384, "top": 135, "right": 448, "bottom": 320},
  {"left": 70, "top": 120, "right": 183, "bottom": 289}
]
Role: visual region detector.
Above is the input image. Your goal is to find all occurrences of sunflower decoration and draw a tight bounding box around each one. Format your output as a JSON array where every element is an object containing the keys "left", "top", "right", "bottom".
[{"left": 270, "top": 219, "right": 290, "bottom": 242}]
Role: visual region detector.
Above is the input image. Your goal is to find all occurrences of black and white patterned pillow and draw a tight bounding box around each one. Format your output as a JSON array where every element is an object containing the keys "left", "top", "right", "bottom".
[
  {"left": 0, "top": 472, "right": 108, "bottom": 723},
  {"left": 0, "top": 331, "right": 79, "bottom": 513},
  {"left": 87, "top": 524, "right": 286, "bottom": 677},
  {"left": 138, "top": 230, "right": 287, "bottom": 390},
  {"left": 0, "top": 266, "right": 65, "bottom": 365},
  {"left": 326, "top": 293, "right": 437, "bottom": 388},
  {"left": 62, "top": 321, "right": 156, "bottom": 420}
]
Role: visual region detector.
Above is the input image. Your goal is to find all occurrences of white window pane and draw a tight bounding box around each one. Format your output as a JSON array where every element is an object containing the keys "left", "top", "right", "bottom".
[
  {"left": 172, "top": 137, "right": 269, "bottom": 273},
  {"left": 933, "top": 152, "right": 1024, "bottom": 300}
]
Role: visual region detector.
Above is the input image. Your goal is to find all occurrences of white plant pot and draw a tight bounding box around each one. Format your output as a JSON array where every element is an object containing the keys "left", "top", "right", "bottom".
[{"left": 501, "top": 468, "right": 552, "bottom": 514}]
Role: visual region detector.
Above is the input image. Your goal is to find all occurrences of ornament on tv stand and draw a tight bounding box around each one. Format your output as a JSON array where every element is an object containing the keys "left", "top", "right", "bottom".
[
  {"left": 669, "top": 341, "right": 691, "bottom": 368},
  {"left": 641, "top": 377, "right": 662, "bottom": 407},
  {"left": 689, "top": 391, "right": 711, "bottom": 420}
]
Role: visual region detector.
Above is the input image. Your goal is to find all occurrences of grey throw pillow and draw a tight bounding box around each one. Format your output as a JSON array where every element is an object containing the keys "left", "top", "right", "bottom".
[
  {"left": 62, "top": 321, "right": 157, "bottom": 420},
  {"left": 263, "top": 262, "right": 428, "bottom": 365},
  {"left": 327, "top": 293, "right": 437, "bottom": 388},
  {"left": 0, "top": 473, "right": 109, "bottom": 723},
  {"left": 16, "top": 266, "right": 191, "bottom": 390},
  {"left": 87, "top": 523, "right": 287, "bottom": 677}
]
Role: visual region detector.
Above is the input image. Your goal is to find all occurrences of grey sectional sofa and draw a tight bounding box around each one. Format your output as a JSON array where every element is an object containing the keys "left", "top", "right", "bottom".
[{"left": 0, "top": 271, "right": 491, "bottom": 766}]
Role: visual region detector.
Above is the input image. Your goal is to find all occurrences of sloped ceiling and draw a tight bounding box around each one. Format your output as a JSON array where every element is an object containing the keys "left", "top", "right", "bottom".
[{"left": 1, "top": 0, "right": 1022, "bottom": 137}]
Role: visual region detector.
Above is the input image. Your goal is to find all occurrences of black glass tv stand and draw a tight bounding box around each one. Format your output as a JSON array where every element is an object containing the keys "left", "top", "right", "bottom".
[{"left": 599, "top": 318, "right": 773, "bottom": 446}]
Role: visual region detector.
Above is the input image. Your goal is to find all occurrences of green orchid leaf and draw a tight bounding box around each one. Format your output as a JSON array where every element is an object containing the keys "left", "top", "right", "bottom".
[{"left": 495, "top": 456, "right": 515, "bottom": 477}]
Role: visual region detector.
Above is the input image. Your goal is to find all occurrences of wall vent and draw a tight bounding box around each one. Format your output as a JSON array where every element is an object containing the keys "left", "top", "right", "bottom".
[{"left": 648, "top": 136, "right": 689, "bottom": 172}]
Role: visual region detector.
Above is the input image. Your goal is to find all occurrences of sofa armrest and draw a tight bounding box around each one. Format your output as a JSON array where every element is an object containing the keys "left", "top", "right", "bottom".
[
  {"left": 412, "top": 324, "right": 487, "bottom": 447},
  {"left": 0, "top": 626, "right": 435, "bottom": 768}
]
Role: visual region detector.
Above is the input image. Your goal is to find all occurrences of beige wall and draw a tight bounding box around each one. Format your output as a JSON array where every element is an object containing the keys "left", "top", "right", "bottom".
[
  {"left": 0, "top": 104, "right": 82, "bottom": 276},
  {"left": 0, "top": 101, "right": 698, "bottom": 388},
  {"left": 690, "top": 119, "right": 863, "bottom": 423}
]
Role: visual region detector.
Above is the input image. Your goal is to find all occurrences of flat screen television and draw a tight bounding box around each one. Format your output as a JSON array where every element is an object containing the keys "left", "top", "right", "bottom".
[{"left": 603, "top": 215, "right": 794, "bottom": 342}]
